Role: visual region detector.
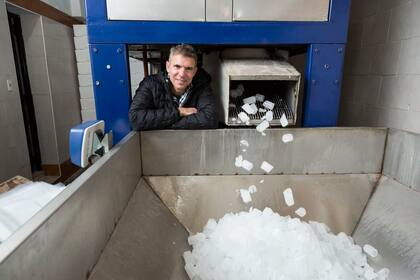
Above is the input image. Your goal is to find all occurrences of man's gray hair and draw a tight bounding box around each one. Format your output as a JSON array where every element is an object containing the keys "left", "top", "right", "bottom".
[{"left": 169, "top": 44, "right": 198, "bottom": 63}]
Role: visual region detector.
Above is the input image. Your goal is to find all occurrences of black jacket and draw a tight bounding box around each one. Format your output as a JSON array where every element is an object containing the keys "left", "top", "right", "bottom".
[{"left": 129, "top": 69, "right": 218, "bottom": 130}]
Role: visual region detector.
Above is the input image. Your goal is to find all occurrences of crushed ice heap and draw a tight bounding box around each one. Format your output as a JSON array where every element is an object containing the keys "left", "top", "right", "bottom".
[{"left": 184, "top": 208, "right": 388, "bottom": 280}]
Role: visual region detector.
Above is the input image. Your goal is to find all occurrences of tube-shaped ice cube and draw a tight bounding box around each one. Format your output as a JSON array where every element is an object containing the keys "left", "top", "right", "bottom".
[
  {"left": 260, "top": 161, "right": 274, "bottom": 173},
  {"left": 363, "top": 244, "right": 378, "bottom": 258},
  {"left": 283, "top": 188, "right": 295, "bottom": 206},
  {"left": 280, "top": 113, "right": 288, "bottom": 127},
  {"left": 240, "top": 189, "right": 252, "bottom": 203},
  {"left": 240, "top": 140, "right": 249, "bottom": 147},
  {"left": 282, "top": 133, "right": 294, "bottom": 143},
  {"left": 265, "top": 111, "right": 273, "bottom": 122},
  {"left": 263, "top": 100, "right": 275, "bottom": 110},
  {"left": 241, "top": 160, "right": 253, "bottom": 171},
  {"left": 250, "top": 103, "right": 258, "bottom": 114},
  {"left": 248, "top": 185, "right": 257, "bottom": 193},
  {"left": 295, "top": 207, "right": 306, "bottom": 217},
  {"left": 243, "top": 96, "right": 256, "bottom": 104},
  {"left": 238, "top": 112, "right": 250, "bottom": 123},
  {"left": 255, "top": 94, "right": 265, "bottom": 102},
  {"left": 242, "top": 103, "right": 257, "bottom": 115},
  {"left": 256, "top": 120, "right": 269, "bottom": 133},
  {"left": 235, "top": 155, "right": 243, "bottom": 167}
]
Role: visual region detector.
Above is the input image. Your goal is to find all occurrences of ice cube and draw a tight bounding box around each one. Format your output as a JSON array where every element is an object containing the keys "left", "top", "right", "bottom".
[
  {"left": 262, "top": 100, "right": 275, "bottom": 110},
  {"left": 238, "top": 112, "right": 250, "bottom": 123},
  {"left": 240, "top": 189, "right": 252, "bottom": 203},
  {"left": 243, "top": 96, "right": 256, "bottom": 104},
  {"left": 248, "top": 185, "right": 257, "bottom": 194},
  {"left": 258, "top": 108, "right": 267, "bottom": 113},
  {"left": 259, "top": 179, "right": 264, "bottom": 183},
  {"left": 242, "top": 149, "right": 247, "bottom": 152},
  {"left": 183, "top": 251, "right": 193, "bottom": 263},
  {"left": 250, "top": 103, "right": 258, "bottom": 114},
  {"left": 260, "top": 161, "right": 274, "bottom": 173},
  {"left": 256, "top": 120, "right": 269, "bottom": 133},
  {"left": 282, "top": 133, "right": 294, "bottom": 143},
  {"left": 364, "top": 266, "right": 377, "bottom": 280},
  {"left": 240, "top": 140, "right": 249, "bottom": 147},
  {"left": 229, "top": 103, "right": 236, "bottom": 108},
  {"left": 235, "top": 155, "right": 243, "bottom": 167},
  {"left": 255, "top": 94, "right": 265, "bottom": 102},
  {"left": 377, "top": 268, "right": 390, "bottom": 278},
  {"left": 295, "top": 207, "right": 306, "bottom": 217},
  {"left": 283, "top": 188, "right": 294, "bottom": 206},
  {"left": 241, "top": 160, "right": 254, "bottom": 171},
  {"left": 265, "top": 111, "right": 273, "bottom": 122},
  {"left": 280, "top": 113, "right": 288, "bottom": 127},
  {"left": 363, "top": 244, "right": 378, "bottom": 258},
  {"left": 242, "top": 103, "right": 256, "bottom": 115},
  {"left": 188, "top": 232, "right": 206, "bottom": 246}
]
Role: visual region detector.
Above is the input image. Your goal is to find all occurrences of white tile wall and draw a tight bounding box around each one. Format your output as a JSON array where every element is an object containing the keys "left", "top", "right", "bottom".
[
  {"left": 409, "top": 75, "right": 420, "bottom": 112},
  {"left": 81, "top": 109, "right": 96, "bottom": 121},
  {"left": 398, "top": 37, "right": 420, "bottom": 75},
  {"left": 361, "top": 11, "right": 390, "bottom": 47},
  {"left": 80, "top": 97, "right": 94, "bottom": 110},
  {"left": 78, "top": 74, "right": 93, "bottom": 87},
  {"left": 378, "top": 75, "right": 411, "bottom": 110},
  {"left": 371, "top": 42, "right": 401, "bottom": 75},
  {"left": 340, "top": 0, "right": 420, "bottom": 134},
  {"left": 79, "top": 85, "right": 94, "bottom": 98},
  {"left": 347, "top": 19, "right": 363, "bottom": 49},
  {"left": 388, "top": 1, "right": 413, "bottom": 41},
  {"left": 74, "top": 35, "right": 88, "bottom": 50},
  {"left": 75, "top": 49, "right": 89, "bottom": 62},
  {"left": 73, "top": 24, "right": 87, "bottom": 36},
  {"left": 0, "top": 0, "right": 31, "bottom": 181},
  {"left": 73, "top": 24, "right": 95, "bottom": 122},
  {"left": 77, "top": 62, "right": 91, "bottom": 74},
  {"left": 350, "top": 0, "right": 379, "bottom": 19}
]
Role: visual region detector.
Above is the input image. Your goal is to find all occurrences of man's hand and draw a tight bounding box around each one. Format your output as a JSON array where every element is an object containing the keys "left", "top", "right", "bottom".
[{"left": 179, "top": 107, "right": 198, "bottom": 117}]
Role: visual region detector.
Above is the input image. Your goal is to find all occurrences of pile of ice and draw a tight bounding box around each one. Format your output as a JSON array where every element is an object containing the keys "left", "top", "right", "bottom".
[
  {"left": 0, "top": 181, "right": 65, "bottom": 242},
  {"left": 184, "top": 208, "right": 389, "bottom": 280}
]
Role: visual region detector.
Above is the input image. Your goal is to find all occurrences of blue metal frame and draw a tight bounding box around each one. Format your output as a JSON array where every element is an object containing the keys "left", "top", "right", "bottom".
[
  {"left": 304, "top": 44, "right": 346, "bottom": 126},
  {"left": 86, "top": 0, "right": 351, "bottom": 142},
  {"left": 89, "top": 44, "right": 131, "bottom": 143}
]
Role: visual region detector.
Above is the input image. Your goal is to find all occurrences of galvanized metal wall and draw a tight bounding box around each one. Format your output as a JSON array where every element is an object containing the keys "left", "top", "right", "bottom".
[
  {"left": 382, "top": 129, "right": 420, "bottom": 192},
  {"left": 354, "top": 128, "right": 420, "bottom": 280},
  {"left": 0, "top": 132, "right": 141, "bottom": 280},
  {"left": 140, "top": 128, "right": 387, "bottom": 176},
  {"left": 353, "top": 176, "right": 420, "bottom": 280}
]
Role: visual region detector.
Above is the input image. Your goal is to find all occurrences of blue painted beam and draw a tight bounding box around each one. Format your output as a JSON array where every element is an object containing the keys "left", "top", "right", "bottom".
[
  {"left": 303, "top": 44, "right": 346, "bottom": 126},
  {"left": 89, "top": 44, "right": 132, "bottom": 143}
]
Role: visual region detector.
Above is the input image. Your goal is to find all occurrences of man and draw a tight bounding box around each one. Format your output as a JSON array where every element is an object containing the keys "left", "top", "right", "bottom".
[{"left": 129, "top": 44, "right": 218, "bottom": 130}]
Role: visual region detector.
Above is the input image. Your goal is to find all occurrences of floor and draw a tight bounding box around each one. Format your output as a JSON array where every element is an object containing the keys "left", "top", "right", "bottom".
[{"left": 32, "top": 171, "right": 59, "bottom": 184}]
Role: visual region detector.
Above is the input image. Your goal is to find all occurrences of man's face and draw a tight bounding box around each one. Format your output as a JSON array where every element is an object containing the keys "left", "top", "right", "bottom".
[{"left": 166, "top": 54, "right": 197, "bottom": 95}]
